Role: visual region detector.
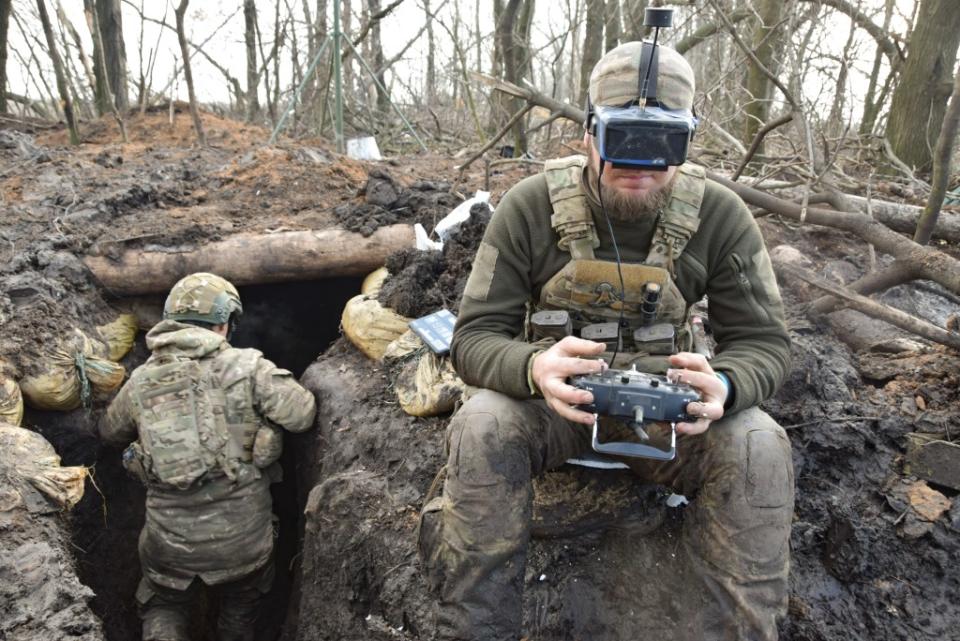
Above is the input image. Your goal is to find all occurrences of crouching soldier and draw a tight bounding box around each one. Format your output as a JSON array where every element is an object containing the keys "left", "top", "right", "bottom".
[{"left": 100, "top": 272, "right": 317, "bottom": 641}]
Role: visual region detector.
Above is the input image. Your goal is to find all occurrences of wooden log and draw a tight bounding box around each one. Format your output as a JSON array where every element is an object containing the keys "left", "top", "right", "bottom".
[{"left": 84, "top": 224, "right": 416, "bottom": 295}]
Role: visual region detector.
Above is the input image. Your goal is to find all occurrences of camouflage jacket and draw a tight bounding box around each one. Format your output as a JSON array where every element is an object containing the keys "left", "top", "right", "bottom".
[
  {"left": 451, "top": 166, "right": 791, "bottom": 414},
  {"left": 100, "top": 319, "right": 316, "bottom": 589}
]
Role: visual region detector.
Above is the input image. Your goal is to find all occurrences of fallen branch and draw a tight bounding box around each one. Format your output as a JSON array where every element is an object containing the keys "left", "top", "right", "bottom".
[
  {"left": 776, "top": 263, "right": 960, "bottom": 350},
  {"left": 469, "top": 71, "right": 585, "bottom": 125},
  {"left": 708, "top": 172, "right": 960, "bottom": 296},
  {"left": 83, "top": 224, "right": 415, "bottom": 295}
]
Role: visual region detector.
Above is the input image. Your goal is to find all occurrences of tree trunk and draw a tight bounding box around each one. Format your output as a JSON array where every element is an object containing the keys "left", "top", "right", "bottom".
[
  {"left": 96, "top": 0, "right": 127, "bottom": 111},
  {"left": 0, "top": 0, "right": 10, "bottom": 114},
  {"left": 244, "top": 0, "right": 260, "bottom": 121},
  {"left": 743, "top": 0, "right": 784, "bottom": 148},
  {"left": 83, "top": 225, "right": 416, "bottom": 295},
  {"left": 859, "top": 0, "right": 895, "bottom": 135},
  {"left": 174, "top": 0, "right": 205, "bottom": 144},
  {"left": 368, "top": 0, "right": 388, "bottom": 113},
  {"left": 604, "top": 0, "right": 621, "bottom": 52},
  {"left": 623, "top": 0, "right": 647, "bottom": 42},
  {"left": 913, "top": 67, "right": 960, "bottom": 245},
  {"left": 578, "top": 0, "right": 603, "bottom": 108},
  {"left": 886, "top": 0, "right": 960, "bottom": 171},
  {"left": 36, "top": 0, "right": 80, "bottom": 144},
  {"left": 82, "top": 0, "right": 109, "bottom": 115},
  {"left": 424, "top": 0, "right": 436, "bottom": 105}
]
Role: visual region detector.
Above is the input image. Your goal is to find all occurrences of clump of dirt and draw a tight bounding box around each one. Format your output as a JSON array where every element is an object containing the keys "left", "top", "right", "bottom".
[
  {"left": 333, "top": 169, "right": 463, "bottom": 237},
  {"left": 377, "top": 202, "right": 492, "bottom": 316}
]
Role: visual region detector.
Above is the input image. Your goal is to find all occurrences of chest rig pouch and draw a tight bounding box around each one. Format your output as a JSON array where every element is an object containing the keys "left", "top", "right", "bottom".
[
  {"left": 536, "top": 156, "right": 705, "bottom": 367},
  {"left": 131, "top": 349, "right": 264, "bottom": 490},
  {"left": 132, "top": 357, "right": 221, "bottom": 490}
]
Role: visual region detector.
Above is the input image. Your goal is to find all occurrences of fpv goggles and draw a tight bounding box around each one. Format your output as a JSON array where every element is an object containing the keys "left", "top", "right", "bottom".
[{"left": 585, "top": 41, "right": 697, "bottom": 168}]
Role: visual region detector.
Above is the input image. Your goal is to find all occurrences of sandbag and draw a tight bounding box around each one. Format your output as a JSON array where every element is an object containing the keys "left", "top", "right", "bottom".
[
  {"left": 0, "top": 423, "right": 86, "bottom": 510},
  {"left": 0, "top": 375, "right": 23, "bottom": 426},
  {"left": 20, "top": 328, "right": 126, "bottom": 412},
  {"left": 395, "top": 351, "right": 465, "bottom": 417},
  {"left": 341, "top": 294, "right": 411, "bottom": 361},
  {"left": 361, "top": 266, "right": 390, "bottom": 296},
  {"left": 383, "top": 328, "right": 425, "bottom": 362},
  {"left": 96, "top": 313, "right": 139, "bottom": 361}
]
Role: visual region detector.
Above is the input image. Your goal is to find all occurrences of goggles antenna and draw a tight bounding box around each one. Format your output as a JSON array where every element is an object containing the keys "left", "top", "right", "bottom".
[{"left": 639, "top": 7, "right": 673, "bottom": 111}]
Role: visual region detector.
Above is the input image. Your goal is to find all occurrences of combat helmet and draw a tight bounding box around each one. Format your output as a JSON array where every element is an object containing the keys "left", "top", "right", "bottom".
[{"left": 163, "top": 272, "right": 243, "bottom": 325}]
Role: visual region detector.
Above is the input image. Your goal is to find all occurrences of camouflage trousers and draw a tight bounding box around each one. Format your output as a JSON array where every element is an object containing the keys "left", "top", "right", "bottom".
[
  {"left": 418, "top": 389, "right": 794, "bottom": 641},
  {"left": 136, "top": 561, "right": 274, "bottom": 641}
]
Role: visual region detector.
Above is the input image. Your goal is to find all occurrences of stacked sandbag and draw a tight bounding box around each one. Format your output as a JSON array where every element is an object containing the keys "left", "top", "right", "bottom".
[
  {"left": 342, "top": 268, "right": 411, "bottom": 361},
  {"left": 0, "top": 362, "right": 23, "bottom": 425},
  {"left": 95, "top": 313, "right": 139, "bottom": 361},
  {"left": 0, "top": 422, "right": 103, "bottom": 641},
  {"left": 19, "top": 327, "right": 126, "bottom": 412},
  {"left": 0, "top": 423, "right": 87, "bottom": 510},
  {"left": 384, "top": 329, "right": 465, "bottom": 417}
]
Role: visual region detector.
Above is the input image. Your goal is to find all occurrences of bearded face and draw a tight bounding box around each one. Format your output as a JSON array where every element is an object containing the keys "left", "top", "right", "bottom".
[{"left": 584, "top": 134, "right": 677, "bottom": 222}]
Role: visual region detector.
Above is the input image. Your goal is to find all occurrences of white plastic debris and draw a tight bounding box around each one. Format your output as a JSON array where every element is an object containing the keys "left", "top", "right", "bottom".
[
  {"left": 414, "top": 223, "right": 443, "bottom": 251},
  {"left": 538, "top": 573, "right": 547, "bottom": 582},
  {"left": 346, "top": 136, "right": 383, "bottom": 161},
  {"left": 666, "top": 493, "right": 689, "bottom": 508},
  {"left": 434, "top": 191, "right": 491, "bottom": 242}
]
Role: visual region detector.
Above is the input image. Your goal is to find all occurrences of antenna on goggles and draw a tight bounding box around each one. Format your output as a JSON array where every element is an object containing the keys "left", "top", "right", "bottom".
[{"left": 638, "top": 7, "right": 673, "bottom": 111}]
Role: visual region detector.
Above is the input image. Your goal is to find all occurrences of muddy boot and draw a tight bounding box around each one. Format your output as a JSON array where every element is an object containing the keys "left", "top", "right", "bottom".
[
  {"left": 418, "top": 390, "right": 588, "bottom": 641},
  {"left": 216, "top": 562, "right": 274, "bottom": 641},
  {"left": 137, "top": 577, "right": 195, "bottom": 641}
]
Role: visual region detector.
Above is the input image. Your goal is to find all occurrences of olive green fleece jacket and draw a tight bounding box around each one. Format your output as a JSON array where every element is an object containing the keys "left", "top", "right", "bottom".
[{"left": 450, "top": 165, "right": 791, "bottom": 415}]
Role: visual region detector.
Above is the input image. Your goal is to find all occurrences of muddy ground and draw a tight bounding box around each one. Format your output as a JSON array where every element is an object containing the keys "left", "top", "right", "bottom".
[{"left": 1, "top": 109, "right": 958, "bottom": 641}]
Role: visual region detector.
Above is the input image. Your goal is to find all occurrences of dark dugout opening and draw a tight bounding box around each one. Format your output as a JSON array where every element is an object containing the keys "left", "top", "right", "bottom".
[{"left": 29, "top": 276, "right": 362, "bottom": 641}]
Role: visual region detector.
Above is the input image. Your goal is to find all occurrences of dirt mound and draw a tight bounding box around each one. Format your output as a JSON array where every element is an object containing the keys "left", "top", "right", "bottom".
[
  {"left": 37, "top": 105, "right": 267, "bottom": 150},
  {"left": 376, "top": 202, "right": 492, "bottom": 317}
]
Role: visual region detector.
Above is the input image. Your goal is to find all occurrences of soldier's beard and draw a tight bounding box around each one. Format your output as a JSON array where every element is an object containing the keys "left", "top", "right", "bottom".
[{"left": 586, "top": 162, "right": 675, "bottom": 222}]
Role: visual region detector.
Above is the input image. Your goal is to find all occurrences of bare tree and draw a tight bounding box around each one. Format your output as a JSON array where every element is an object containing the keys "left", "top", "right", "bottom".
[
  {"left": 97, "top": 0, "right": 127, "bottom": 110},
  {"left": 36, "top": 0, "right": 79, "bottom": 143},
  {"left": 0, "top": 0, "right": 10, "bottom": 113},
  {"left": 604, "top": 0, "right": 620, "bottom": 52},
  {"left": 244, "top": 0, "right": 260, "bottom": 121},
  {"left": 886, "top": 0, "right": 960, "bottom": 171},
  {"left": 859, "top": 0, "right": 896, "bottom": 135},
  {"left": 424, "top": 0, "right": 436, "bottom": 105},
  {"left": 913, "top": 68, "right": 960, "bottom": 245},
  {"left": 743, "top": 0, "right": 784, "bottom": 148},
  {"left": 579, "top": 0, "right": 603, "bottom": 107},
  {"left": 174, "top": 0, "right": 205, "bottom": 144}
]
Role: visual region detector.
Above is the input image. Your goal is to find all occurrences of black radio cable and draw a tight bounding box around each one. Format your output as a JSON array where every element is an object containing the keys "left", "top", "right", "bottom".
[{"left": 596, "top": 160, "right": 627, "bottom": 369}]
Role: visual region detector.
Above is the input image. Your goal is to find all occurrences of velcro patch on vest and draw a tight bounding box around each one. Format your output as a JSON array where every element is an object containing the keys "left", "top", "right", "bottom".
[{"left": 463, "top": 241, "right": 499, "bottom": 302}]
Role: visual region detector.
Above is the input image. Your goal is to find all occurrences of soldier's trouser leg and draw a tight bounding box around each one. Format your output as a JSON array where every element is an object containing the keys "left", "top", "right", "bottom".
[
  {"left": 137, "top": 576, "right": 198, "bottom": 641},
  {"left": 418, "top": 390, "right": 589, "bottom": 641},
  {"left": 215, "top": 561, "right": 274, "bottom": 641},
  {"left": 629, "top": 407, "right": 794, "bottom": 641}
]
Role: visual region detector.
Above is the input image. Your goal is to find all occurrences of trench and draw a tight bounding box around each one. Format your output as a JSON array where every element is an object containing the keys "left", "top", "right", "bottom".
[{"left": 25, "top": 277, "right": 362, "bottom": 641}]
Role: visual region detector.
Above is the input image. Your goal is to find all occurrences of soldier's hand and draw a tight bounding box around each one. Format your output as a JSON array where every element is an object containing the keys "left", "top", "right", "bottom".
[
  {"left": 531, "top": 336, "right": 607, "bottom": 425},
  {"left": 666, "top": 352, "right": 727, "bottom": 435}
]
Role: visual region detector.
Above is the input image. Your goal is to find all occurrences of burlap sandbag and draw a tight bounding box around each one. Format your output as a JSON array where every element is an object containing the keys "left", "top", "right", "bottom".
[
  {"left": 361, "top": 266, "right": 390, "bottom": 296},
  {"left": 0, "top": 375, "right": 23, "bottom": 426},
  {"left": 383, "top": 328, "right": 425, "bottom": 362},
  {"left": 0, "top": 423, "right": 86, "bottom": 509},
  {"left": 20, "top": 328, "right": 126, "bottom": 411},
  {"left": 96, "top": 313, "right": 139, "bottom": 361},
  {"left": 395, "top": 351, "right": 465, "bottom": 417},
  {"left": 341, "top": 294, "right": 411, "bottom": 361}
]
